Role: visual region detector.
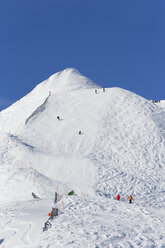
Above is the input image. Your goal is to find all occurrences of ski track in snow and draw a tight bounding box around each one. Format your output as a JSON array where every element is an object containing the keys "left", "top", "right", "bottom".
[
  {"left": 40, "top": 196, "right": 165, "bottom": 248},
  {"left": 0, "top": 69, "right": 165, "bottom": 247}
]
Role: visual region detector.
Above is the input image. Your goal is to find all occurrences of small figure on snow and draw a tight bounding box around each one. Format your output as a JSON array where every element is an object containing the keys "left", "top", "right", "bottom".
[
  {"left": 79, "top": 131, "right": 82, "bottom": 135},
  {"left": 129, "top": 195, "right": 133, "bottom": 204},
  {"left": 103, "top": 88, "right": 105, "bottom": 92},
  {"left": 95, "top": 89, "right": 97, "bottom": 94},
  {"left": 57, "top": 116, "right": 60, "bottom": 121},
  {"left": 117, "top": 194, "right": 120, "bottom": 201},
  {"left": 43, "top": 220, "right": 52, "bottom": 232}
]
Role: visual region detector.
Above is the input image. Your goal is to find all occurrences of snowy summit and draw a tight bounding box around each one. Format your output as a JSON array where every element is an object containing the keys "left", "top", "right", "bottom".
[{"left": 0, "top": 68, "right": 165, "bottom": 247}]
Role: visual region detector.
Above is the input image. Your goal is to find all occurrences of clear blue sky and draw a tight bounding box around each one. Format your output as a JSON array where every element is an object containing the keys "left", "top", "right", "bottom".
[{"left": 0, "top": 0, "right": 165, "bottom": 110}]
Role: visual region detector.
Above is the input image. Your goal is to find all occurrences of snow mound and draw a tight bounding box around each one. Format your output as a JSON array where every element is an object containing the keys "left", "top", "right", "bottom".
[{"left": 44, "top": 68, "right": 99, "bottom": 92}]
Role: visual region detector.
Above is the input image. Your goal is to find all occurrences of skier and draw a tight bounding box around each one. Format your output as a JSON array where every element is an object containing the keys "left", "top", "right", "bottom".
[
  {"left": 129, "top": 195, "right": 133, "bottom": 204},
  {"left": 57, "top": 116, "right": 60, "bottom": 121},
  {"left": 95, "top": 89, "right": 97, "bottom": 94},
  {"left": 117, "top": 194, "right": 120, "bottom": 201},
  {"left": 79, "top": 131, "right": 82, "bottom": 135},
  {"left": 103, "top": 88, "right": 105, "bottom": 92}
]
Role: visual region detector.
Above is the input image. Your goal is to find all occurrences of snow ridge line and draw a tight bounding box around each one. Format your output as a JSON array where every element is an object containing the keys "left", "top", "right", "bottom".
[{"left": 25, "top": 92, "right": 51, "bottom": 125}]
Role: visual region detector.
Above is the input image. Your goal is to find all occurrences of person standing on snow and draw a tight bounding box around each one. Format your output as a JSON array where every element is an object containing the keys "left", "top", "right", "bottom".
[
  {"left": 129, "top": 195, "right": 133, "bottom": 204},
  {"left": 117, "top": 194, "right": 120, "bottom": 201}
]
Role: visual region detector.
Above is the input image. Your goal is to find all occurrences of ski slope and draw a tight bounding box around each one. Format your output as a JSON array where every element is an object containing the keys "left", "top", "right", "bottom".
[{"left": 0, "top": 68, "right": 165, "bottom": 247}]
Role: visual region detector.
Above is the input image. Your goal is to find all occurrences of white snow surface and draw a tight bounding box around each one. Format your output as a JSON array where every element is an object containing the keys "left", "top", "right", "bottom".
[{"left": 0, "top": 68, "right": 165, "bottom": 247}]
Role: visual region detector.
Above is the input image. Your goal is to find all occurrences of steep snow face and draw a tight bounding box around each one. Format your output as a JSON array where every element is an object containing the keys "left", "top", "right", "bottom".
[
  {"left": 0, "top": 68, "right": 165, "bottom": 204},
  {"left": 18, "top": 85, "right": 165, "bottom": 205},
  {"left": 0, "top": 68, "right": 98, "bottom": 133}
]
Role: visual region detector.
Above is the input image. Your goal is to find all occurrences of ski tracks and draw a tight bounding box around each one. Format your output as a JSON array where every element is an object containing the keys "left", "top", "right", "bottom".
[
  {"left": 0, "top": 199, "right": 50, "bottom": 248},
  {"left": 90, "top": 94, "right": 165, "bottom": 207},
  {"left": 39, "top": 195, "right": 165, "bottom": 247}
]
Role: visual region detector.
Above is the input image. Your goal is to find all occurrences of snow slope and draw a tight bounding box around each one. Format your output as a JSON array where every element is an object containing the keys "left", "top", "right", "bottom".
[{"left": 0, "top": 68, "right": 165, "bottom": 247}]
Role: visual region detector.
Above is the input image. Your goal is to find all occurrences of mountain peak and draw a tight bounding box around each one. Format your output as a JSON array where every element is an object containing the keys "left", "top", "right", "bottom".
[{"left": 42, "top": 68, "right": 99, "bottom": 93}]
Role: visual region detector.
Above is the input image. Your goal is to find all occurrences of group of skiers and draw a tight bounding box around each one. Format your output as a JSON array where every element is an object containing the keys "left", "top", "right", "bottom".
[
  {"left": 95, "top": 88, "right": 105, "bottom": 94},
  {"left": 117, "top": 194, "right": 133, "bottom": 203}
]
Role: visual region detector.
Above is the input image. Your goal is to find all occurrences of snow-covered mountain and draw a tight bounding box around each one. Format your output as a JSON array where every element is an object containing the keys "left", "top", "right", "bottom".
[{"left": 0, "top": 68, "right": 165, "bottom": 247}]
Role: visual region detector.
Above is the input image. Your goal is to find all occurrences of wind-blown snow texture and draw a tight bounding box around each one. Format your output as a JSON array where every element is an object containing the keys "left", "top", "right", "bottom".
[{"left": 0, "top": 68, "right": 165, "bottom": 247}]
